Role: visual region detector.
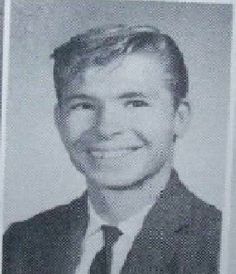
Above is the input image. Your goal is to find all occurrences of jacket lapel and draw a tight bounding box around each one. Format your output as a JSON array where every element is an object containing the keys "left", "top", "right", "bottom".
[{"left": 121, "top": 170, "right": 192, "bottom": 274}]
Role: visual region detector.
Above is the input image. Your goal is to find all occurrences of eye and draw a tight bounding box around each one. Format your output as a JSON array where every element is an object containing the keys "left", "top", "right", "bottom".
[
  {"left": 69, "top": 102, "right": 96, "bottom": 111},
  {"left": 125, "top": 100, "right": 149, "bottom": 108}
]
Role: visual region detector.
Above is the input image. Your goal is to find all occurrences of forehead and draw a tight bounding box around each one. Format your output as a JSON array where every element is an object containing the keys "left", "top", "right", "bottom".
[{"left": 62, "top": 53, "right": 173, "bottom": 99}]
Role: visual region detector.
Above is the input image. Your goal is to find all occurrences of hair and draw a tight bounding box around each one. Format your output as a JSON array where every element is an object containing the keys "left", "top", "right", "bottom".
[{"left": 51, "top": 24, "right": 188, "bottom": 108}]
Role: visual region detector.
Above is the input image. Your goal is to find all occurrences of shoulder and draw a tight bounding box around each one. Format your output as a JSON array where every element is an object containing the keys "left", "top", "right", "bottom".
[
  {"left": 187, "top": 187, "right": 221, "bottom": 232},
  {"left": 176, "top": 180, "right": 222, "bottom": 238},
  {"left": 167, "top": 179, "right": 222, "bottom": 272},
  {"left": 169, "top": 170, "right": 221, "bottom": 236},
  {"left": 4, "top": 192, "right": 87, "bottom": 238},
  {"left": 190, "top": 191, "right": 222, "bottom": 254},
  {"left": 175, "top": 183, "right": 222, "bottom": 268},
  {"left": 3, "top": 193, "right": 88, "bottom": 270}
]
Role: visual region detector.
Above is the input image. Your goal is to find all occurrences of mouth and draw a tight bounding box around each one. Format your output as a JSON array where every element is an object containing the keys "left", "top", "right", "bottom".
[{"left": 88, "top": 146, "right": 143, "bottom": 159}]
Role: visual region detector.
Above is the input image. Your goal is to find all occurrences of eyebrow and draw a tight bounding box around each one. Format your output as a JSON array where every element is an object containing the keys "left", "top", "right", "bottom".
[
  {"left": 63, "top": 91, "right": 148, "bottom": 102},
  {"left": 64, "top": 94, "right": 95, "bottom": 102},
  {"left": 117, "top": 91, "right": 147, "bottom": 99}
]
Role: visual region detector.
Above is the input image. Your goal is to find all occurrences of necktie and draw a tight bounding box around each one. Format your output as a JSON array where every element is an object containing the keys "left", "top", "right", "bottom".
[{"left": 90, "top": 225, "right": 122, "bottom": 274}]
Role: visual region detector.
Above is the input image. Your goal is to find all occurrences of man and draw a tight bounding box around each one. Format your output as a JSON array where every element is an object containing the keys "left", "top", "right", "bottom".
[{"left": 3, "top": 25, "right": 221, "bottom": 274}]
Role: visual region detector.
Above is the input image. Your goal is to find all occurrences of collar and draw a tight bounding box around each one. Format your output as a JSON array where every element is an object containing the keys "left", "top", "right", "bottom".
[
  {"left": 86, "top": 199, "right": 153, "bottom": 238},
  {"left": 118, "top": 204, "right": 153, "bottom": 237},
  {"left": 85, "top": 200, "right": 108, "bottom": 237}
]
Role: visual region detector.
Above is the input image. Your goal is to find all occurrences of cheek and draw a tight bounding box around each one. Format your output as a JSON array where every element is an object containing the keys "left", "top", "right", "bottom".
[
  {"left": 66, "top": 111, "right": 95, "bottom": 140},
  {"left": 130, "top": 107, "right": 175, "bottom": 139}
]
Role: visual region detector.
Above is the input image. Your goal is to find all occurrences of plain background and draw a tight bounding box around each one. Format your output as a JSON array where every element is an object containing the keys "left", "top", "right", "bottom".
[
  {"left": 228, "top": 108, "right": 236, "bottom": 273},
  {"left": 3, "top": 1, "right": 232, "bottom": 231}
]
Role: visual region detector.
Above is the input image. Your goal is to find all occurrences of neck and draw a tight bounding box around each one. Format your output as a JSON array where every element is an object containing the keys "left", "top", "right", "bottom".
[{"left": 87, "top": 163, "right": 172, "bottom": 225}]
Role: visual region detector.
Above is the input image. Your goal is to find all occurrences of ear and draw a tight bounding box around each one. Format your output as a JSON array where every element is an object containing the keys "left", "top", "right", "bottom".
[{"left": 174, "top": 98, "right": 191, "bottom": 139}]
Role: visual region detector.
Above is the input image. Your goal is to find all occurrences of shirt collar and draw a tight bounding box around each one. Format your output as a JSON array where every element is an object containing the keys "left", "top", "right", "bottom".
[
  {"left": 86, "top": 199, "right": 153, "bottom": 238},
  {"left": 86, "top": 200, "right": 108, "bottom": 237},
  {"left": 118, "top": 203, "right": 153, "bottom": 237}
]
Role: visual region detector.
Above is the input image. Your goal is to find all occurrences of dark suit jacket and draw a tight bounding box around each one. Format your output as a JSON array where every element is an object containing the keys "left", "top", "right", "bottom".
[{"left": 3, "top": 170, "right": 221, "bottom": 274}]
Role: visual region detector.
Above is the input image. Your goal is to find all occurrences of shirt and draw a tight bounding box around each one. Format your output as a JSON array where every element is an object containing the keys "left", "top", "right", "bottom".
[{"left": 76, "top": 201, "right": 153, "bottom": 274}]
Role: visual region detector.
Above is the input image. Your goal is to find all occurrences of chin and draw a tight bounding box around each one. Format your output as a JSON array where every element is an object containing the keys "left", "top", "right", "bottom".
[
  {"left": 72, "top": 155, "right": 168, "bottom": 190},
  {"left": 86, "top": 169, "right": 159, "bottom": 191},
  {"left": 87, "top": 173, "right": 130, "bottom": 189}
]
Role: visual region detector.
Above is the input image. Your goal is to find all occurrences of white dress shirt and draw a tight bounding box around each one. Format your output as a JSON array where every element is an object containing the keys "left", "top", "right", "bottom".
[{"left": 76, "top": 201, "right": 153, "bottom": 274}]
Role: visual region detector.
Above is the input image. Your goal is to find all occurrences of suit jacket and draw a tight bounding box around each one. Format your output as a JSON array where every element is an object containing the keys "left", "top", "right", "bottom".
[{"left": 3, "top": 170, "right": 221, "bottom": 274}]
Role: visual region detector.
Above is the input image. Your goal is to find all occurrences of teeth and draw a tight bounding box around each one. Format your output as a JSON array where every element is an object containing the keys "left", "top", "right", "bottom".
[{"left": 89, "top": 149, "right": 134, "bottom": 159}]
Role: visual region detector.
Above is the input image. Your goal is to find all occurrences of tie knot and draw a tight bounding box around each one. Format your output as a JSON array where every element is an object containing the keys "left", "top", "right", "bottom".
[{"left": 101, "top": 225, "right": 122, "bottom": 246}]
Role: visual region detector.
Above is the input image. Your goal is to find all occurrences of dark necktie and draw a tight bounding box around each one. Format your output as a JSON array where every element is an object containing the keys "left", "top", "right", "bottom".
[{"left": 90, "top": 225, "right": 122, "bottom": 274}]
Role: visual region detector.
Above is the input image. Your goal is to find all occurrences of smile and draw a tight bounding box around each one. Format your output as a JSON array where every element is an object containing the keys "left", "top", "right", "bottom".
[{"left": 88, "top": 146, "right": 143, "bottom": 159}]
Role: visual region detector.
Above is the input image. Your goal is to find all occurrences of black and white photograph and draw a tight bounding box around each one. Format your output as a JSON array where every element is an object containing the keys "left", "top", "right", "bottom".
[{"left": 1, "top": 1, "right": 235, "bottom": 273}]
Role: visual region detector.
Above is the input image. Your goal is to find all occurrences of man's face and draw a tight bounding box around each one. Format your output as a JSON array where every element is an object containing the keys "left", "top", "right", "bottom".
[{"left": 56, "top": 53, "right": 183, "bottom": 189}]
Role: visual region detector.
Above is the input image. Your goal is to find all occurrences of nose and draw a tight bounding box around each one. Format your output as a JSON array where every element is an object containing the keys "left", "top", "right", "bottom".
[{"left": 95, "top": 104, "right": 123, "bottom": 140}]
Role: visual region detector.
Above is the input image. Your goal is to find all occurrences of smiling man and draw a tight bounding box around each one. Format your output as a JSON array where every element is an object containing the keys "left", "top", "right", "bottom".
[{"left": 3, "top": 25, "right": 221, "bottom": 274}]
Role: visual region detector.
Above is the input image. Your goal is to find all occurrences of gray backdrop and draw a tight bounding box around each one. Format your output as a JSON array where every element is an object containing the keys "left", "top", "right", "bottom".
[{"left": 3, "top": 0, "right": 232, "bottom": 229}]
